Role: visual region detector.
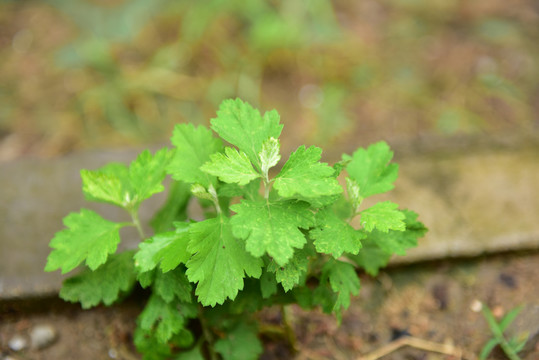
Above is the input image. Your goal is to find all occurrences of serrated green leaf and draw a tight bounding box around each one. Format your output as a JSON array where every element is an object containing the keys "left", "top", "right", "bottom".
[
  {"left": 137, "top": 270, "right": 155, "bottom": 288},
  {"left": 259, "top": 137, "right": 281, "bottom": 178},
  {"left": 366, "top": 209, "right": 427, "bottom": 255},
  {"left": 322, "top": 259, "right": 360, "bottom": 318},
  {"left": 268, "top": 248, "right": 309, "bottom": 292},
  {"left": 186, "top": 217, "right": 263, "bottom": 306},
  {"left": 214, "top": 323, "right": 263, "bottom": 360},
  {"left": 274, "top": 145, "right": 342, "bottom": 199},
  {"left": 81, "top": 149, "right": 171, "bottom": 209},
  {"left": 361, "top": 201, "right": 405, "bottom": 233},
  {"left": 81, "top": 163, "right": 129, "bottom": 207},
  {"left": 138, "top": 294, "right": 197, "bottom": 344},
  {"left": 201, "top": 147, "right": 260, "bottom": 185},
  {"left": 346, "top": 239, "right": 391, "bottom": 276},
  {"left": 346, "top": 141, "right": 399, "bottom": 198},
  {"left": 129, "top": 148, "right": 172, "bottom": 203},
  {"left": 59, "top": 251, "right": 136, "bottom": 309},
  {"left": 134, "top": 223, "right": 191, "bottom": 273},
  {"left": 154, "top": 268, "right": 192, "bottom": 303},
  {"left": 210, "top": 98, "right": 283, "bottom": 170},
  {"left": 45, "top": 209, "right": 126, "bottom": 274},
  {"left": 168, "top": 123, "right": 223, "bottom": 187},
  {"left": 230, "top": 200, "right": 315, "bottom": 266},
  {"left": 311, "top": 208, "right": 365, "bottom": 258}
]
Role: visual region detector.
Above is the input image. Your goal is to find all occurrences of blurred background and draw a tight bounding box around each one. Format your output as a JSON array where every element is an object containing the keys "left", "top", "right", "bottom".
[{"left": 1, "top": 0, "right": 538, "bottom": 161}]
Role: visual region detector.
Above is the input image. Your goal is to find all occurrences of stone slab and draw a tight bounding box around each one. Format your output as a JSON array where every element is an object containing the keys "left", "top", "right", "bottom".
[
  {"left": 0, "top": 148, "right": 168, "bottom": 299},
  {"left": 1, "top": 140, "right": 538, "bottom": 299}
]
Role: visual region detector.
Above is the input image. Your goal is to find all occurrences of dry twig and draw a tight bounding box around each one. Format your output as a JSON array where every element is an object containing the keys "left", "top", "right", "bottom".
[{"left": 358, "top": 336, "right": 464, "bottom": 360}]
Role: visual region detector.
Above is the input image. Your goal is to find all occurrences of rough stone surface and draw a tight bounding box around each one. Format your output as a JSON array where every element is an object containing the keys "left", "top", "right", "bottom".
[
  {"left": 1, "top": 140, "right": 538, "bottom": 299},
  {"left": 0, "top": 147, "right": 167, "bottom": 299}
]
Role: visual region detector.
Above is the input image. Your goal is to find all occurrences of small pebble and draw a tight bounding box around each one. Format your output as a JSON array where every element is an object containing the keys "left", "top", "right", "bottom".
[
  {"left": 30, "top": 324, "right": 57, "bottom": 349},
  {"left": 8, "top": 334, "right": 28, "bottom": 352},
  {"left": 470, "top": 299, "right": 482, "bottom": 312}
]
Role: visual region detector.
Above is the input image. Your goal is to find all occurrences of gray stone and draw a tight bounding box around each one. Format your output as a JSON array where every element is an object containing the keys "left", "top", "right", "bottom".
[
  {"left": 29, "top": 324, "right": 58, "bottom": 349},
  {"left": 8, "top": 334, "right": 28, "bottom": 351},
  {"left": 1, "top": 139, "right": 539, "bottom": 299},
  {"left": 0, "top": 147, "right": 167, "bottom": 299}
]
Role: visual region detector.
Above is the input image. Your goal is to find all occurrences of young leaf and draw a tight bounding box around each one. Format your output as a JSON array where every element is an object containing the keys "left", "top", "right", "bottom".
[
  {"left": 153, "top": 268, "right": 192, "bottom": 303},
  {"left": 345, "top": 141, "right": 399, "bottom": 198},
  {"left": 322, "top": 259, "right": 361, "bottom": 318},
  {"left": 311, "top": 208, "right": 365, "bottom": 258},
  {"left": 59, "top": 251, "right": 136, "bottom": 309},
  {"left": 345, "top": 177, "right": 362, "bottom": 211},
  {"left": 365, "top": 210, "right": 427, "bottom": 255},
  {"left": 273, "top": 145, "right": 342, "bottom": 199},
  {"left": 81, "top": 149, "right": 172, "bottom": 209},
  {"left": 81, "top": 163, "right": 129, "bottom": 207},
  {"left": 210, "top": 98, "right": 283, "bottom": 170},
  {"left": 201, "top": 147, "right": 260, "bottom": 185},
  {"left": 128, "top": 148, "right": 172, "bottom": 204},
  {"left": 134, "top": 223, "right": 191, "bottom": 273},
  {"left": 360, "top": 201, "right": 406, "bottom": 233},
  {"left": 259, "top": 137, "right": 281, "bottom": 179},
  {"left": 168, "top": 123, "right": 223, "bottom": 187},
  {"left": 267, "top": 248, "right": 309, "bottom": 292},
  {"left": 45, "top": 209, "right": 126, "bottom": 274},
  {"left": 214, "top": 322, "right": 263, "bottom": 360},
  {"left": 186, "top": 217, "right": 263, "bottom": 306},
  {"left": 230, "top": 200, "right": 315, "bottom": 266},
  {"left": 138, "top": 294, "right": 197, "bottom": 344}
]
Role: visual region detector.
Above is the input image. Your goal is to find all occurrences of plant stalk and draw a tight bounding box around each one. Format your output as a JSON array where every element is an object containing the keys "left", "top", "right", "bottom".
[
  {"left": 129, "top": 208, "right": 146, "bottom": 240},
  {"left": 280, "top": 304, "right": 298, "bottom": 354},
  {"left": 198, "top": 305, "right": 218, "bottom": 360}
]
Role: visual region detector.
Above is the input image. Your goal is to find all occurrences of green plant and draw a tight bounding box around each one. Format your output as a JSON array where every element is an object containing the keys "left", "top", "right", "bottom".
[
  {"left": 480, "top": 304, "right": 529, "bottom": 360},
  {"left": 45, "top": 98, "right": 427, "bottom": 359}
]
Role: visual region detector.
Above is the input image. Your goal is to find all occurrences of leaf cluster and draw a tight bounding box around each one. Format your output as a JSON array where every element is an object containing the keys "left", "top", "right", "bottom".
[{"left": 45, "top": 99, "right": 427, "bottom": 359}]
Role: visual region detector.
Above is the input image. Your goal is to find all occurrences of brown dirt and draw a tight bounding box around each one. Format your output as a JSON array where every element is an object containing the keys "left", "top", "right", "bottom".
[{"left": 2, "top": 251, "right": 539, "bottom": 360}]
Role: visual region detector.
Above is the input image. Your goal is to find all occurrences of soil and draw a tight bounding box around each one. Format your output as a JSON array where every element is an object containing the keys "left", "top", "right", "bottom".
[{"left": 2, "top": 251, "right": 539, "bottom": 360}]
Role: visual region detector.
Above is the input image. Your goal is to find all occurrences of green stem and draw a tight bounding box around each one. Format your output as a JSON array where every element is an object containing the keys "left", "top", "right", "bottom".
[
  {"left": 129, "top": 208, "right": 146, "bottom": 240},
  {"left": 198, "top": 305, "right": 218, "bottom": 360},
  {"left": 499, "top": 339, "right": 522, "bottom": 360},
  {"left": 280, "top": 305, "right": 298, "bottom": 354}
]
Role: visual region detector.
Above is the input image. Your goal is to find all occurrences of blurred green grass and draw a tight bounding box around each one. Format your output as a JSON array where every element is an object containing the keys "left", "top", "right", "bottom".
[{"left": 0, "top": 0, "right": 538, "bottom": 160}]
